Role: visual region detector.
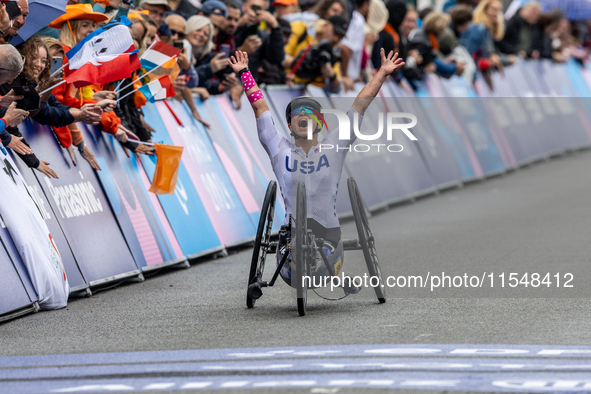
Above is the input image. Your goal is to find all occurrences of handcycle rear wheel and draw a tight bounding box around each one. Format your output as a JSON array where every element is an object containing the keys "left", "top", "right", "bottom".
[
  {"left": 246, "top": 181, "right": 277, "bottom": 308},
  {"left": 295, "top": 181, "right": 309, "bottom": 316},
  {"left": 348, "top": 177, "right": 386, "bottom": 303}
]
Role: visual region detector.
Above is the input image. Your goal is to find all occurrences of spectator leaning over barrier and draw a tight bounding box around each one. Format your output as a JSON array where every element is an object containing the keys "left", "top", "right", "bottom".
[
  {"left": 233, "top": 0, "right": 285, "bottom": 83},
  {"left": 0, "top": 36, "right": 104, "bottom": 177},
  {"left": 497, "top": 1, "right": 540, "bottom": 57},
  {"left": 530, "top": 10, "right": 565, "bottom": 62},
  {"left": 186, "top": 15, "right": 235, "bottom": 96},
  {"left": 0, "top": 44, "right": 34, "bottom": 157},
  {"left": 340, "top": 0, "right": 369, "bottom": 91},
  {"left": 164, "top": 13, "right": 210, "bottom": 128},
  {"left": 48, "top": 4, "right": 120, "bottom": 171},
  {"left": 287, "top": 16, "right": 348, "bottom": 93},
  {"left": 472, "top": 0, "right": 515, "bottom": 68},
  {"left": 396, "top": 5, "right": 424, "bottom": 86},
  {"left": 216, "top": 0, "right": 240, "bottom": 53}
]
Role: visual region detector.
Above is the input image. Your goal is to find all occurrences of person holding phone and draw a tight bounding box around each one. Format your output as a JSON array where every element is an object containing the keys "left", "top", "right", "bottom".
[{"left": 233, "top": 0, "right": 285, "bottom": 83}]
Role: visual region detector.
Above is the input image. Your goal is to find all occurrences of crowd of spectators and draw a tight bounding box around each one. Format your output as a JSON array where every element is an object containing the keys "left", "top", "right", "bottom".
[{"left": 0, "top": 0, "right": 589, "bottom": 180}]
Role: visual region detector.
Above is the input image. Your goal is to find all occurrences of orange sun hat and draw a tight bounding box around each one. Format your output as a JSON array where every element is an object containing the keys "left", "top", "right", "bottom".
[{"left": 48, "top": 4, "right": 110, "bottom": 29}]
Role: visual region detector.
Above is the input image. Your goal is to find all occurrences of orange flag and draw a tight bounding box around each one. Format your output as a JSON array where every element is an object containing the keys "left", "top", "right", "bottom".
[{"left": 149, "top": 143, "right": 184, "bottom": 195}]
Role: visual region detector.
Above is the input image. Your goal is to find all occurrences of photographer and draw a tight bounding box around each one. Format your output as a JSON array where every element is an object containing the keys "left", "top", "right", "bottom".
[
  {"left": 288, "top": 15, "right": 349, "bottom": 93},
  {"left": 234, "top": 0, "right": 285, "bottom": 82}
]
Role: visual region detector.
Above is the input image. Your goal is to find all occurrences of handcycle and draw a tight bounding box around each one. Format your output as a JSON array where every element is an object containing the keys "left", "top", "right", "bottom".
[{"left": 246, "top": 177, "right": 386, "bottom": 316}]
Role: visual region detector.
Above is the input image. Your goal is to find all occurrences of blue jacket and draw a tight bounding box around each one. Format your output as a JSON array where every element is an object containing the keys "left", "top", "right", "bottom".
[{"left": 459, "top": 23, "right": 491, "bottom": 58}]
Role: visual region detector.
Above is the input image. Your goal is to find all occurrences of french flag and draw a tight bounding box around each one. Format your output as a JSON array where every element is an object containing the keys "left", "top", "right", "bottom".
[
  {"left": 66, "top": 16, "right": 136, "bottom": 70},
  {"left": 140, "top": 42, "right": 181, "bottom": 71},
  {"left": 66, "top": 53, "right": 141, "bottom": 88},
  {"left": 139, "top": 75, "right": 175, "bottom": 102}
]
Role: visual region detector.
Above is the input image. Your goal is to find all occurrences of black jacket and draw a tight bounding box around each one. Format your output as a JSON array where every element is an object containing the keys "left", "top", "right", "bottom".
[
  {"left": 497, "top": 12, "right": 536, "bottom": 55},
  {"left": 234, "top": 26, "right": 285, "bottom": 81}
]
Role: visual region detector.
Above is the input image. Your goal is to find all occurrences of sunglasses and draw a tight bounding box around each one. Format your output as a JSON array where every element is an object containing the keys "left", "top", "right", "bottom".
[
  {"left": 170, "top": 29, "right": 186, "bottom": 39},
  {"left": 290, "top": 106, "right": 317, "bottom": 117}
]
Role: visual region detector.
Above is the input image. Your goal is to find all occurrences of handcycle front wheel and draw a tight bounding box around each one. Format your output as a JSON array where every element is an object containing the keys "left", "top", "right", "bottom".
[
  {"left": 247, "top": 181, "right": 277, "bottom": 308},
  {"left": 295, "top": 181, "right": 309, "bottom": 316},
  {"left": 348, "top": 177, "right": 386, "bottom": 303}
]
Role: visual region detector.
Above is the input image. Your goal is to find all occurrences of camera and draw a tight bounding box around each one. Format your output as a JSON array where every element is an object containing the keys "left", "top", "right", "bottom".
[{"left": 292, "top": 40, "right": 339, "bottom": 80}]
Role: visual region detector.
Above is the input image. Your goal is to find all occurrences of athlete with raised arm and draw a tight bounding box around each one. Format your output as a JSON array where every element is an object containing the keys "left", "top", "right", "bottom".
[{"left": 229, "top": 50, "right": 404, "bottom": 288}]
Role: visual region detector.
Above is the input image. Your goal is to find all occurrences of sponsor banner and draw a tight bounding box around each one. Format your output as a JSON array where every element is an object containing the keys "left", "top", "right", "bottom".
[
  {"left": 17, "top": 121, "right": 139, "bottom": 284},
  {"left": 141, "top": 101, "right": 222, "bottom": 256},
  {"left": 0, "top": 222, "right": 37, "bottom": 316},
  {"left": 323, "top": 83, "right": 436, "bottom": 208},
  {"left": 531, "top": 61, "right": 591, "bottom": 150},
  {"left": 384, "top": 93, "right": 463, "bottom": 188},
  {"left": 6, "top": 146, "right": 86, "bottom": 290},
  {"left": 80, "top": 123, "right": 184, "bottom": 269},
  {"left": 505, "top": 61, "right": 566, "bottom": 157},
  {"left": 390, "top": 79, "right": 483, "bottom": 180},
  {"left": 436, "top": 76, "right": 506, "bottom": 175},
  {"left": 163, "top": 98, "right": 256, "bottom": 245}
]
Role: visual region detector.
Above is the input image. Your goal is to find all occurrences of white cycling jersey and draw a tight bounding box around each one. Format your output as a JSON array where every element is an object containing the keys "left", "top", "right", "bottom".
[{"left": 256, "top": 107, "right": 362, "bottom": 229}]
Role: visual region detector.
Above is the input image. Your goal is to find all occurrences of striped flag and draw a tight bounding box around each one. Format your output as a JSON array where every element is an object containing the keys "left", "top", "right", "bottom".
[
  {"left": 140, "top": 42, "right": 181, "bottom": 71},
  {"left": 138, "top": 75, "right": 175, "bottom": 102},
  {"left": 66, "top": 16, "right": 136, "bottom": 70},
  {"left": 67, "top": 52, "right": 141, "bottom": 88}
]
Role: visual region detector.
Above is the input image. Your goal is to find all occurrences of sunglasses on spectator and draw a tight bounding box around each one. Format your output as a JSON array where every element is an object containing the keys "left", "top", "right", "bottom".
[{"left": 170, "top": 29, "right": 186, "bottom": 39}]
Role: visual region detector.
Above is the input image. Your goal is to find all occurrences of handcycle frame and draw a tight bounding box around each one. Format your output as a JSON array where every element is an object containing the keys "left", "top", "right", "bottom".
[{"left": 246, "top": 177, "right": 385, "bottom": 316}]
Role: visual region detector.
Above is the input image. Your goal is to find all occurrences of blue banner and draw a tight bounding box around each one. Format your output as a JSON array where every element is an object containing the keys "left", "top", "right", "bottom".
[{"left": 141, "top": 102, "right": 222, "bottom": 257}]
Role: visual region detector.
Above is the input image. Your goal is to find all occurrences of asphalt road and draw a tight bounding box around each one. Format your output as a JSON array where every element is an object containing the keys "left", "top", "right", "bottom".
[{"left": 2, "top": 149, "right": 591, "bottom": 393}]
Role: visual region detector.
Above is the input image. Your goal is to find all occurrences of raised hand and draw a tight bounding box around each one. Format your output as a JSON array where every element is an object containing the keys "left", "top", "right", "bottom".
[
  {"left": 228, "top": 51, "right": 249, "bottom": 73},
  {"left": 0, "top": 90, "right": 24, "bottom": 107},
  {"left": 379, "top": 49, "right": 405, "bottom": 76}
]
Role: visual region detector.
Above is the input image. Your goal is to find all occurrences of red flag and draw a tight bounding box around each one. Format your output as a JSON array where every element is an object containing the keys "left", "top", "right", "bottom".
[{"left": 66, "top": 53, "right": 141, "bottom": 88}]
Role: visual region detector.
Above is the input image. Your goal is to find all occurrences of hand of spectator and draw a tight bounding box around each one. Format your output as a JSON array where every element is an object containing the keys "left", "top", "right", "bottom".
[
  {"left": 229, "top": 50, "right": 250, "bottom": 73},
  {"left": 342, "top": 76, "right": 355, "bottom": 92},
  {"left": 408, "top": 49, "right": 422, "bottom": 65},
  {"left": 38, "top": 77, "right": 63, "bottom": 97},
  {"left": 285, "top": 72, "right": 295, "bottom": 86},
  {"left": 237, "top": 36, "right": 262, "bottom": 55},
  {"left": 424, "top": 62, "right": 436, "bottom": 73},
  {"left": 507, "top": 54, "right": 517, "bottom": 65},
  {"left": 134, "top": 143, "right": 155, "bottom": 155},
  {"left": 455, "top": 61, "right": 466, "bottom": 75},
  {"left": 191, "top": 108, "right": 211, "bottom": 128},
  {"left": 378, "top": 49, "right": 405, "bottom": 77},
  {"left": 36, "top": 161, "right": 58, "bottom": 179},
  {"left": 365, "top": 32, "right": 379, "bottom": 46},
  {"left": 114, "top": 128, "right": 128, "bottom": 143},
  {"left": 0, "top": 90, "right": 24, "bottom": 107},
  {"left": 93, "top": 91, "right": 117, "bottom": 101},
  {"left": 141, "top": 116, "right": 156, "bottom": 137},
  {"left": 210, "top": 53, "right": 229, "bottom": 73},
  {"left": 191, "top": 87, "right": 210, "bottom": 100},
  {"left": 79, "top": 104, "right": 102, "bottom": 124},
  {"left": 490, "top": 53, "right": 502, "bottom": 68},
  {"left": 177, "top": 49, "right": 191, "bottom": 71},
  {"left": 96, "top": 99, "right": 117, "bottom": 112},
  {"left": 3, "top": 102, "right": 29, "bottom": 127},
  {"left": 320, "top": 63, "right": 336, "bottom": 79},
  {"left": 518, "top": 50, "right": 527, "bottom": 58},
  {"left": 530, "top": 50, "right": 540, "bottom": 59},
  {"left": 80, "top": 146, "right": 102, "bottom": 171},
  {"left": 172, "top": 75, "right": 187, "bottom": 91},
  {"left": 6, "top": 136, "right": 33, "bottom": 155},
  {"left": 229, "top": 85, "right": 242, "bottom": 110},
  {"left": 237, "top": 8, "right": 258, "bottom": 27},
  {"left": 256, "top": 10, "right": 279, "bottom": 29},
  {"left": 66, "top": 145, "right": 77, "bottom": 167},
  {"left": 222, "top": 73, "right": 238, "bottom": 89},
  {"left": 0, "top": 3, "right": 9, "bottom": 33}
]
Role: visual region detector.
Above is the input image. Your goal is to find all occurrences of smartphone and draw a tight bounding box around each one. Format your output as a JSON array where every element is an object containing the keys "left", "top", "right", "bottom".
[
  {"left": 4, "top": 1, "right": 21, "bottom": 20},
  {"left": 220, "top": 44, "right": 230, "bottom": 59},
  {"left": 51, "top": 57, "right": 63, "bottom": 75},
  {"left": 251, "top": 4, "right": 261, "bottom": 12},
  {"left": 173, "top": 40, "right": 184, "bottom": 50}
]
